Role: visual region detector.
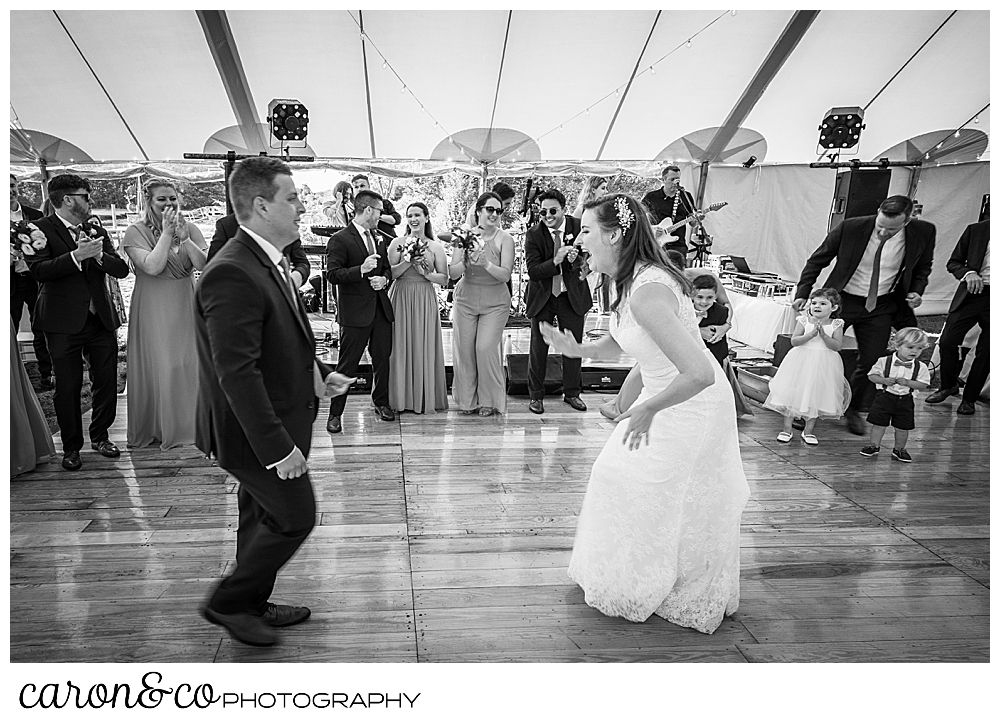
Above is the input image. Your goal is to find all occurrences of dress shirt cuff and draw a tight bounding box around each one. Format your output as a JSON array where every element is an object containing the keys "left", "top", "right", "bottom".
[
  {"left": 70, "top": 251, "right": 83, "bottom": 271},
  {"left": 962, "top": 270, "right": 978, "bottom": 281},
  {"left": 266, "top": 446, "right": 300, "bottom": 470}
]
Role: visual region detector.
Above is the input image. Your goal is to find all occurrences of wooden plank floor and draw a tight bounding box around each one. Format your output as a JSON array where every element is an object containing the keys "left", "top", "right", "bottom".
[{"left": 10, "top": 388, "right": 989, "bottom": 663}]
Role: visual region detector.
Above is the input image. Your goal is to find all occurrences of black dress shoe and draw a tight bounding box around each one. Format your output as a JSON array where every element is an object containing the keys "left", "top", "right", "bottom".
[
  {"left": 202, "top": 606, "right": 277, "bottom": 647},
  {"left": 564, "top": 395, "right": 587, "bottom": 412},
  {"left": 844, "top": 410, "right": 866, "bottom": 436},
  {"left": 91, "top": 440, "right": 121, "bottom": 458},
  {"left": 374, "top": 405, "right": 395, "bottom": 421},
  {"left": 528, "top": 399, "right": 544, "bottom": 414},
  {"left": 260, "top": 603, "right": 311, "bottom": 627},
  {"left": 326, "top": 416, "right": 342, "bottom": 434},
  {"left": 957, "top": 401, "right": 976, "bottom": 415},
  {"left": 926, "top": 386, "right": 959, "bottom": 404},
  {"left": 62, "top": 451, "right": 82, "bottom": 471}
]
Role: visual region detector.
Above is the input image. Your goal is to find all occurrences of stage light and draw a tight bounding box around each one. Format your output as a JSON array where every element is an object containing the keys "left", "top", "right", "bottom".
[
  {"left": 817, "top": 106, "right": 864, "bottom": 150},
  {"left": 267, "top": 99, "right": 309, "bottom": 142},
  {"left": 742, "top": 155, "right": 757, "bottom": 168}
]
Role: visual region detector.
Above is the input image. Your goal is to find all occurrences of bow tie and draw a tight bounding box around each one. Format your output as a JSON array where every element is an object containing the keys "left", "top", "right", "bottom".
[
  {"left": 695, "top": 309, "right": 709, "bottom": 318},
  {"left": 894, "top": 360, "right": 913, "bottom": 368}
]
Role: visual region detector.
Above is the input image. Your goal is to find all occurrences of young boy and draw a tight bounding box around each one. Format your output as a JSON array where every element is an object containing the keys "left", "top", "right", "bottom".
[
  {"left": 860, "top": 327, "right": 932, "bottom": 462},
  {"left": 691, "top": 274, "right": 731, "bottom": 367}
]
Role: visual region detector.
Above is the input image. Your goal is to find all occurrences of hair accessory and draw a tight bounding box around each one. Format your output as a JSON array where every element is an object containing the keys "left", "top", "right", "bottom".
[{"left": 614, "top": 196, "right": 634, "bottom": 232}]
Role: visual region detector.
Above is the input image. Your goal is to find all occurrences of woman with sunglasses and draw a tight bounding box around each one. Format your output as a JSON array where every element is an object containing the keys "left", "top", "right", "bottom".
[
  {"left": 122, "top": 179, "right": 208, "bottom": 450},
  {"left": 449, "top": 192, "right": 515, "bottom": 416}
]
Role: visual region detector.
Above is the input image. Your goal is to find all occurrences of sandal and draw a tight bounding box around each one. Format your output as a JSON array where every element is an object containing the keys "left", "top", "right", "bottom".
[
  {"left": 478, "top": 407, "right": 495, "bottom": 417},
  {"left": 800, "top": 433, "right": 819, "bottom": 445},
  {"left": 459, "top": 408, "right": 479, "bottom": 415},
  {"left": 776, "top": 431, "right": 793, "bottom": 443}
]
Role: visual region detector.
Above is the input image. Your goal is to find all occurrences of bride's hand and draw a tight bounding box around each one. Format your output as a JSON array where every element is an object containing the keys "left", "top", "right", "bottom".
[
  {"left": 540, "top": 322, "right": 582, "bottom": 357},
  {"left": 614, "top": 401, "right": 657, "bottom": 451}
]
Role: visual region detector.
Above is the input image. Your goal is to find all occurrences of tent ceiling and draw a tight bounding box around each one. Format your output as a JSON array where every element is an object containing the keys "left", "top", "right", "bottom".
[{"left": 9, "top": 9, "right": 990, "bottom": 170}]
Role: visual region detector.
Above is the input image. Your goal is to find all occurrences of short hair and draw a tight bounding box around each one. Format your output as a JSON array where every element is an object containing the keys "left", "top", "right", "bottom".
[
  {"left": 808, "top": 287, "right": 843, "bottom": 316},
  {"left": 879, "top": 195, "right": 914, "bottom": 218},
  {"left": 536, "top": 189, "right": 566, "bottom": 208},
  {"left": 491, "top": 182, "right": 515, "bottom": 201},
  {"left": 892, "top": 327, "right": 929, "bottom": 348},
  {"left": 661, "top": 165, "right": 681, "bottom": 176},
  {"left": 665, "top": 249, "right": 686, "bottom": 269},
  {"left": 351, "top": 174, "right": 369, "bottom": 184},
  {"left": 48, "top": 174, "right": 91, "bottom": 209},
  {"left": 353, "top": 189, "right": 383, "bottom": 214},
  {"left": 692, "top": 274, "right": 718, "bottom": 292},
  {"left": 228, "top": 157, "right": 292, "bottom": 224}
]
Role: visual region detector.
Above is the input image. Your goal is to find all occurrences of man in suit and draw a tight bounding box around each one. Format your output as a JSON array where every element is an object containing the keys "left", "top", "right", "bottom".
[
  {"left": 208, "top": 211, "right": 310, "bottom": 287},
  {"left": 641, "top": 165, "right": 697, "bottom": 256},
  {"left": 10, "top": 173, "right": 52, "bottom": 388},
  {"left": 524, "top": 189, "right": 592, "bottom": 414},
  {"left": 794, "top": 195, "right": 936, "bottom": 434},
  {"left": 26, "top": 174, "right": 131, "bottom": 470},
  {"left": 925, "top": 220, "right": 989, "bottom": 415},
  {"left": 351, "top": 174, "right": 401, "bottom": 243},
  {"left": 195, "top": 157, "right": 351, "bottom": 647},
  {"left": 326, "top": 189, "right": 395, "bottom": 433}
]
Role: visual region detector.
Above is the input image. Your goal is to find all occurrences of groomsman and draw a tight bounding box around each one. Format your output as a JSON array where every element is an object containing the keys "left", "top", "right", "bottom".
[
  {"left": 350, "top": 174, "right": 401, "bottom": 242},
  {"left": 10, "top": 174, "right": 52, "bottom": 388},
  {"left": 925, "top": 219, "right": 990, "bottom": 415},
  {"left": 326, "top": 189, "right": 395, "bottom": 433},
  {"left": 27, "top": 174, "right": 131, "bottom": 470},
  {"left": 524, "top": 189, "right": 592, "bottom": 414}
]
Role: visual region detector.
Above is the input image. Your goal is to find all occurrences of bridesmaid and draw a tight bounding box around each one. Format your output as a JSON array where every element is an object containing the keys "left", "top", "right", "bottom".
[
  {"left": 449, "top": 192, "right": 515, "bottom": 416},
  {"left": 122, "top": 179, "right": 208, "bottom": 449},
  {"left": 10, "top": 320, "right": 55, "bottom": 476},
  {"left": 386, "top": 202, "right": 449, "bottom": 413}
]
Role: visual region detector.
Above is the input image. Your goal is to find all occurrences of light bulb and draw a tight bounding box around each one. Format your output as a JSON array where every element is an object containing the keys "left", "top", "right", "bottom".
[
  {"left": 731, "top": 10, "right": 737, "bottom": 16},
  {"left": 401, "top": 85, "right": 407, "bottom": 93},
  {"left": 954, "top": 130, "right": 961, "bottom": 138},
  {"left": 974, "top": 116, "right": 980, "bottom": 124},
  {"left": 650, "top": 66, "right": 655, "bottom": 75},
  {"left": 686, "top": 39, "right": 692, "bottom": 48},
  {"left": 382, "top": 62, "right": 387, "bottom": 69}
]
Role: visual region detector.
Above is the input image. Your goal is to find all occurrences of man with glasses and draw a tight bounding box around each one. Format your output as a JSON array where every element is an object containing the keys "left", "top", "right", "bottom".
[
  {"left": 27, "top": 174, "right": 131, "bottom": 470},
  {"left": 325, "top": 189, "right": 395, "bottom": 433},
  {"left": 10, "top": 174, "right": 53, "bottom": 389},
  {"left": 523, "top": 189, "right": 591, "bottom": 414},
  {"left": 351, "top": 174, "right": 401, "bottom": 243}
]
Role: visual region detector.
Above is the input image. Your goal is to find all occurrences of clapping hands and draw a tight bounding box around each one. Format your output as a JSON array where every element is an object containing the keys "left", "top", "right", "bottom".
[{"left": 540, "top": 322, "right": 583, "bottom": 358}]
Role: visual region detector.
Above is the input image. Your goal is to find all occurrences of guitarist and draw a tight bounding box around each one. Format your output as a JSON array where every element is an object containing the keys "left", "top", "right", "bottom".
[{"left": 641, "top": 165, "right": 697, "bottom": 256}]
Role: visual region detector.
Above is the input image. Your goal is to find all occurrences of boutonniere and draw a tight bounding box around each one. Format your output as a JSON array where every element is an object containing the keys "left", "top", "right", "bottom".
[{"left": 564, "top": 232, "right": 574, "bottom": 244}]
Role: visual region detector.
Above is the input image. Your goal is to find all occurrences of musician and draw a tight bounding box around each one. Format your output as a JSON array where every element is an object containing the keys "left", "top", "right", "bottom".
[{"left": 641, "top": 165, "right": 696, "bottom": 256}]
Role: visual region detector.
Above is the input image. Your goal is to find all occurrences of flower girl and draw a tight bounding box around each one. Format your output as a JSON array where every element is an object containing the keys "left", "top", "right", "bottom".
[{"left": 764, "top": 288, "right": 852, "bottom": 445}]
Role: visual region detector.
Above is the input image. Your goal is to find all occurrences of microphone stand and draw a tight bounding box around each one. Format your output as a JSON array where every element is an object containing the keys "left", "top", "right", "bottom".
[{"left": 680, "top": 188, "right": 712, "bottom": 267}]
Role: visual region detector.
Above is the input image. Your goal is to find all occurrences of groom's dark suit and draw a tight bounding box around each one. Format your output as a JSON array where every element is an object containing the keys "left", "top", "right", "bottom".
[
  {"left": 524, "top": 214, "right": 592, "bottom": 400},
  {"left": 196, "top": 229, "right": 332, "bottom": 618},
  {"left": 326, "top": 221, "right": 394, "bottom": 422},
  {"left": 27, "top": 214, "right": 130, "bottom": 453}
]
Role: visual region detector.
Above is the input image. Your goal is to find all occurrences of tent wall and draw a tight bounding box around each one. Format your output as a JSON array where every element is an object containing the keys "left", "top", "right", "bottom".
[{"left": 700, "top": 161, "right": 988, "bottom": 316}]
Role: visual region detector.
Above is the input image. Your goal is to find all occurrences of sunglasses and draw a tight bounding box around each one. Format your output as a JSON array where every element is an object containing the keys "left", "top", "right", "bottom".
[
  {"left": 65, "top": 193, "right": 91, "bottom": 202},
  {"left": 482, "top": 206, "right": 503, "bottom": 214},
  {"left": 540, "top": 207, "right": 562, "bottom": 216}
]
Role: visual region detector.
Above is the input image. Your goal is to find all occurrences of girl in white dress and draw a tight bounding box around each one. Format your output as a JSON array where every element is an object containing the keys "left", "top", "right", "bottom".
[
  {"left": 542, "top": 194, "right": 749, "bottom": 634},
  {"left": 764, "top": 287, "right": 852, "bottom": 445}
]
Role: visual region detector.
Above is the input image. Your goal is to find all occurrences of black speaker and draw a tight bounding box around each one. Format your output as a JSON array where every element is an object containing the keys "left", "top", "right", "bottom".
[
  {"left": 580, "top": 367, "right": 631, "bottom": 391},
  {"left": 505, "top": 353, "right": 562, "bottom": 396},
  {"left": 829, "top": 169, "right": 891, "bottom": 231}
]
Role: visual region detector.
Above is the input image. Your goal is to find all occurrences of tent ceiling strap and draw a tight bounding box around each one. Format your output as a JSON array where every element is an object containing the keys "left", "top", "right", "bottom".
[
  {"left": 53, "top": 11, "right": 150, "bottom": 161},
  {"left": 484, "top": 11, "right": 514, "bottom": 159},
  {"left": 358, "top": 11, "right": 378, "bottom": 158}
]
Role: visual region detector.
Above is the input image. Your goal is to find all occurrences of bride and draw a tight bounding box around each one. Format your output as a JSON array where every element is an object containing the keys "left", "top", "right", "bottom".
[{"left": 542, "top": 194, "right": 749, "bottom": 634}]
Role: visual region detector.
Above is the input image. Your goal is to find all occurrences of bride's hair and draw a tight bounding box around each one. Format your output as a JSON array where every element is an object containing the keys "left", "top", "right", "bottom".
[{"left": 583, "top": 193, "right": 692, "bottom": 316}]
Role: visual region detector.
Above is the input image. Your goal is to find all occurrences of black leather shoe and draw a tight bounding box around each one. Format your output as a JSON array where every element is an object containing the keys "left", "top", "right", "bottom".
[
  {"left": 260, "top": 603, "right": 311, "bottom": 627},
  {"left": 528, "top": 399, "right": 544, "bottom": 414},
  {"left": 845, "top": 410, "right": 865, "bottom": 436},
  {"left": 926, "top": 386, "right": 959, "bottom": 404},
  {"left": 957, "top": 401, "right": 976, "bottom": 415},
  {"left": 564, "top": 396, "right": 587, "bottom": 412},
  {"left": 326, "top": 416, "right": 342, "bottom": 433},
  {"left": 374, "top": 405, "right": 395, "bottom": 421},
  {"left": 791, "top": 417, "right": 805, "bottom": 430},
  {"left": 62, "top": 451, "right": 82, "bottom": 471},
  {"left": 91, "top": 440, "right": 121, "bottom": 458},
  {"left": 202, "top": 606, "right": 277, "bottom": 647}
]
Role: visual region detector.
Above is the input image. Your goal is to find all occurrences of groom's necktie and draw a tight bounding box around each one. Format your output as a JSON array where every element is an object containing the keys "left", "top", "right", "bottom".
[
  {"left": 552, "top": 229, "right": 563, "bottom": 297},
  {"left": 865, "top": 236, "right": 890, "bottom": 313}
]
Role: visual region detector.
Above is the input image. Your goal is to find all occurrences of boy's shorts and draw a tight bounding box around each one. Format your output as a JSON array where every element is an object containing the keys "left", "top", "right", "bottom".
[{"left": 866, "top": 390, "right": 915, "bottom": 431}]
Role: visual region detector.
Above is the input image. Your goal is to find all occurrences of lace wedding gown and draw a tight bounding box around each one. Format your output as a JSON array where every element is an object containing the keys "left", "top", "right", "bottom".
[{"left": 568, "top": 265, "right": 750, "bottom": 634}]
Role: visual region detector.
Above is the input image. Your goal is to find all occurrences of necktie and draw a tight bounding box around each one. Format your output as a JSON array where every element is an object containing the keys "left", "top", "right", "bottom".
[
  {"left": 279, "top": 256, "right": 297, "bottom": 298},
  {"left": 365, "top": 229, "right": 377, "bottom": 257},
  {"left": 552, "top": 229, "right": 563, "bottom": 296},
  {"left": 865, "top": 236, "right": 889, "bottom": 312}
]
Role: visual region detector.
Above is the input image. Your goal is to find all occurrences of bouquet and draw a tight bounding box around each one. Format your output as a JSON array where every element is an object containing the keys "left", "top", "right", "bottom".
[
  {"left": 447, "top": 225, "right": 481, "bottom": 252},
  {"left": 11, "top": 220, "right": 47, "bottom": 270},
  {"left": 401, "top": 236, "right": 429, "bottom": 263}
]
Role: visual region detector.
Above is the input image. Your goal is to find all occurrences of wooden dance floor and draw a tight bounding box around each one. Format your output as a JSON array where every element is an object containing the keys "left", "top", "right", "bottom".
[{"left": 10, "top": 385, "right": 989, "bottom": 663}]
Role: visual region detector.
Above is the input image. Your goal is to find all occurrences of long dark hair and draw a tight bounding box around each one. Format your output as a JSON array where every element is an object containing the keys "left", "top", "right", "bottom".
[
  {"left": 474, "top": 191, "right": 502, "bottom": 226},
  {"left": 582, "top": 193, "right": 692, "bottom": 316},
  {"left": 406, "top": 201, "right": 434, "bottom": 239}
]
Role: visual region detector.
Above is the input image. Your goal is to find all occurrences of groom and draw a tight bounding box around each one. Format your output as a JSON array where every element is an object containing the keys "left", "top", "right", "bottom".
[{"left": 195, "top": 157, "right": 350, "bottom": 647}]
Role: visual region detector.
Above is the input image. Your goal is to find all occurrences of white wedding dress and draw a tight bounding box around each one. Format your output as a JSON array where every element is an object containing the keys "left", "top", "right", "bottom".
[{"left": 568, "top": 265, "right": 750, "bottom": 634}]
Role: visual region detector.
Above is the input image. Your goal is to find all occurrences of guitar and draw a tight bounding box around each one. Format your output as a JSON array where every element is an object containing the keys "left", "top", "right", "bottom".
[{"left": 654, "top": 202, "right": 728, "bottom": 240}]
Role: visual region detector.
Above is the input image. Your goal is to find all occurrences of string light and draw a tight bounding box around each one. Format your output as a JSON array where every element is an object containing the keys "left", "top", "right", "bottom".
[
  {"left": 585, "top": 108, "right": 590, "bottom": 115},
  {"left": 731, "top": 10, "right": 737, "bottom": 16},
  {"left": 686, "top": 39, "right": 692, "bottom": 48},
  {"left": 649, "top": 66, "right": 655, "bottom": 75},
  {"left": 954, "top": 130, "right": 961, "bottom": 138},
  {"left": 614, "top": 89, "right": 620, "bottom": 98},
  {"left": 401, "top": 85, "right": 407, "bottom": 93},
  {"left": 382, "top": 61, "right": 387, "bottom": 69},
  {"left": 974, "top": 116, "right": 980, "bottom": 124}
]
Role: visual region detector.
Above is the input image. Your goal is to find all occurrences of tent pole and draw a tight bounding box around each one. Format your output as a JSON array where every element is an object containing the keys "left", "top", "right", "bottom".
[
  {"left": 37, "top": 158, "right": 51, "bottom": 213},
  {"left": 696, "top": 161, "right": 710, "bottom": 209},
  {"left": 906, "top": 165, "right": 922, "bottom": 200}
]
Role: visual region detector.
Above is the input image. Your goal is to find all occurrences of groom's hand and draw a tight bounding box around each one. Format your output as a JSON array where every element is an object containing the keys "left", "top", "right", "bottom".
[
  {"left": 275, "top": 447, "right": 308, "bottom": 480},
  {"left": 324, "top": 371, "right": 355, "bottom": 397}
]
